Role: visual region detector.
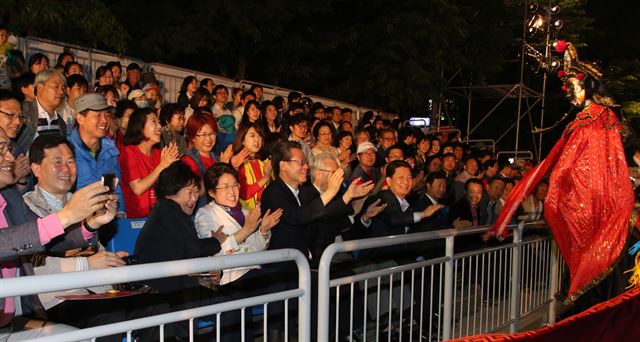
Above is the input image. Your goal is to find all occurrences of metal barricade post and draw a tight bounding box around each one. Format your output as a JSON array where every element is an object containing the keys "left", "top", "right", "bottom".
[
  {"left": 509, "top": 221, "right": 524, "bottom": 333},
  {"left": 442, "top": 235, "right": 455, "bottom": 340}
]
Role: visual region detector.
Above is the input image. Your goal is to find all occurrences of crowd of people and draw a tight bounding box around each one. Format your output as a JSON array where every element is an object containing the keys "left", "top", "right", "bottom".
[{"left": 0, "top": 39, "right": 552, "bottom": 341}]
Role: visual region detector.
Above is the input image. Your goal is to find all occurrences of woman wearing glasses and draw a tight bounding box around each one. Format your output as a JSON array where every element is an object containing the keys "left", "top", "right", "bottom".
[
  {"left": 232, "top": 123, "right": 271, "bottom": 210},
  {"left": 181, "top": 109, "right": 249, "bottom": 209},
  {"left": 194, "top": 163, "right": 283, "bottom": 337}
]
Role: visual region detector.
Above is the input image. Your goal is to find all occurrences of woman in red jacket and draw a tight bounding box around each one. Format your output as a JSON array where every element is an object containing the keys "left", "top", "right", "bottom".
[
  {"left": 119, "top": 107, "right": 179, "bottom": 218},
  {"left": 232, "top": 123, "right": 271, "bottom": 210}
]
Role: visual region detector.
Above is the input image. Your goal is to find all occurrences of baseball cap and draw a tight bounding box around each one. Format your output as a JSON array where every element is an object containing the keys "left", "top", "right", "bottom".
[
  {"left": 74, "top": 93, "right": 113, "bottom": 113},
  {"left": 357, "top": 141, "right": 377, "bottom": 154},
  {"left": 127, "top": 89, "right": 145, "bottom": 100},
  {"left": 142, "top": 83, "right": 160, "bottom": 94}
]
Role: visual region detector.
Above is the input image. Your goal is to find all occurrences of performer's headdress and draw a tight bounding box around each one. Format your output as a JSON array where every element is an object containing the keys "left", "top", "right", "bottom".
[{"left": 553, "top": 40, "right": 603, "bottom": 85}]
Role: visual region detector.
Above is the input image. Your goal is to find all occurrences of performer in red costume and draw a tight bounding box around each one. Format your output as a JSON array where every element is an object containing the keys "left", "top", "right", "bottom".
[{"left": 487, "top": 41, "right": 635, "bottom": 304}]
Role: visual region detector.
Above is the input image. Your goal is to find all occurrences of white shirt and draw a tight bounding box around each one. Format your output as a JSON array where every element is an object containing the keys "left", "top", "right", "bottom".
[
  {"left": 284, "top": 182, "right": 301, "bottom": 206},
  {"left": 194, "top": 202, "right": 270, "bottom": 285}
]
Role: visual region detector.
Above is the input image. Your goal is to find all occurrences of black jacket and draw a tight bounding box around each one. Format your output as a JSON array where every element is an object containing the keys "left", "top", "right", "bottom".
[
  {"left": 262, "top": 179, "right": 328, "bottom": 258},
  {"left": 359, "top": 190, "right": 419, "bottom": 259},
  {"left": 306, "top": 185, "right": 354, "bottom": 267},
  {"left": 134, "top": 198, "right": 221, "bottom": 293}
]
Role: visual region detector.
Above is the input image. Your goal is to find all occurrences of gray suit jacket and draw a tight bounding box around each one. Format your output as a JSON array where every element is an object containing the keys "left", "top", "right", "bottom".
[
  {"left": 0, "top": 186, "right": 95, "bottom": 316},
  {"left": 15, "top": 99, "right": 67, "bottom": 155}
]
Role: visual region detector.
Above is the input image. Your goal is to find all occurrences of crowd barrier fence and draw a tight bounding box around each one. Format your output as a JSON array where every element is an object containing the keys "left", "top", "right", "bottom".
[
  {"left": 317, "top": 221, "right": 562, "bottom": 341},
  {"left": 0, "top": 249, "right": 311, "bottom": 342}
]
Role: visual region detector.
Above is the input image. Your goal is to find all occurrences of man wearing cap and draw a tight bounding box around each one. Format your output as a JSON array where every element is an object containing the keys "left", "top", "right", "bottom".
[
  {"left": 124, "top": 63, "right": 141, "bottom": 90},
  {"left": 69, "top": 93, "right": 125, "bottom": 214},
  {"left": 351, "top": 141, "right": 381, "bottom": 185},
  {"left": 127, "top": 89, "right": 148, "bottom": 109},
  {"left": 142, "top": 83, "right": 161, "bottom": 109}
]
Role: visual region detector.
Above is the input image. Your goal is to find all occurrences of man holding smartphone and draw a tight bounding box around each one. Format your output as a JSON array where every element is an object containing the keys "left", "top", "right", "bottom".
[
  {"left": 21, "top": 134, "right": 158, "bottom": 341},
  {"left": 0, "top": 128, "right": 117, "bottom": 340}
]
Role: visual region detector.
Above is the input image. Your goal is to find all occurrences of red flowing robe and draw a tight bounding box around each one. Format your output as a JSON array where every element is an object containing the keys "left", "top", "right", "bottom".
[{"left": 489, "top": 103, "right": 634, "bottom": 303}]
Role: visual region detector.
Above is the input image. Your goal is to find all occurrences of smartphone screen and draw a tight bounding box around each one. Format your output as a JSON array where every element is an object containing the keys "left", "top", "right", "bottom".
[{"left": 102, "top": 173, "right": 115, "bottom": 194}]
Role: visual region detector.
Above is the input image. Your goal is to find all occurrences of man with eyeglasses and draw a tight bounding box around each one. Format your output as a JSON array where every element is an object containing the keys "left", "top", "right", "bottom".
[
  {"left": 351, "top": 141, "right": 381, "bottom": 186},
  {"left": 307, "top": 152, "right": 375, "bottom": 265},
  {"left": 287, "top": 113, "right": 312, "bottom": 163},
  {"left": 211, "top": 85, "right": 230, "bottom": 118},
  {"left": 68, "top": 93, "right": 126, "bottom": 216},
  {"left": 0, "top": 126, "right": 119, "bottom": 340},
  {"left": 261, "top": 141, "right": 346, "bottom": 339},
  {"left": 0, "top": 90, "right": 31, "bottom": 187}
]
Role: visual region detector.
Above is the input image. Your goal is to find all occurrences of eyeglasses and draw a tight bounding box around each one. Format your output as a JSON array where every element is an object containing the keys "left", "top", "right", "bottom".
[
  {"left": 195, "top": 132, "right": 216, "bottom": 138},
  {"left": 285, "top": 159, "right": 308, "bottom": 166},
  {"left": 0, "top": 109, "right": 26, "bottom": 122},
  {"left": 215, "top": 183, "right": 240, "bottom": 191},
  {"left": 0, "top": 140, "right": 13, "bottom": 156}
]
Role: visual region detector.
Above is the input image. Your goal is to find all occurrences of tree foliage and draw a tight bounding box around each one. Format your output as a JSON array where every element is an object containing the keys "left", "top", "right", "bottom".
[
  {"left": 4, "top": 0, "right": 638, "bottom": 122},
  {"left": 0, "top": 0, "right": 129, "bottom": 54}
]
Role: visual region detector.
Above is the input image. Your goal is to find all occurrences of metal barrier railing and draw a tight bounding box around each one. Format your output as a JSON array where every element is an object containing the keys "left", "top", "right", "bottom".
[
  {"left": 317, "top": 221, "right": 563, "bottom": 341},
  {"left": 466, "top": 139, "right": 497, "bottom": 154},
  {"left": 0, "top": 249, "right": 311, "bottom": 342}
]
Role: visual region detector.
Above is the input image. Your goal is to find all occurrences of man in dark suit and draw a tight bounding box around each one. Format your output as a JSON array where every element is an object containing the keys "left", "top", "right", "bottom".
[
  {"left": 261, "top": 141, "right": 346, "bottom": 340},
  {"left": 360, "top": 160, "right": 443, "bottom": 259},
  {"left": 307, "top": 152, "right": 374, "bottom": 266},
  {"left": 262, "top": 141, "right": 345, "bottom": 260},
  {"left": 415, "top": 171, "right": 450, "bottom": 229},
  {"left": 449, "top": 178, "right": 487, "bottom": 252},
  {"left": 411, "top": 171, "right": 451, "bottom": 259}
]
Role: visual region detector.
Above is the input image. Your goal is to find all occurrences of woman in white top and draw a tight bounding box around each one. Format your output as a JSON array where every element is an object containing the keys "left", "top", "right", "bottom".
[{"left": 194, "top": 163, "right": 282, "bottom": 285}]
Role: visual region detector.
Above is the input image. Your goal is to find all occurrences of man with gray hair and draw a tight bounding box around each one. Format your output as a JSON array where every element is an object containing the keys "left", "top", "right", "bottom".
[
  {"left": 17, "top": 69, "right": 67, "bottom": 150},
  {"left": 307, "top": 152, "right": 376, "bottom": 264}
]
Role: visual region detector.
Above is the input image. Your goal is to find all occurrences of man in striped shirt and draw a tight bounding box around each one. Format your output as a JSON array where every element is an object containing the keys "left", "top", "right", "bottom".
[{"left": 16, "top": 69, "right": 67, "bottom": 151}]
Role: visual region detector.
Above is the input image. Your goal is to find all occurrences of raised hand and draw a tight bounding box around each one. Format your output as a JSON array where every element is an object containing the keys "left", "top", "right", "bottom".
[
  {"left": 337, "top": 149, "right": 350, "bottom": 163},
  {"left": 244, "top": 205, "right": 262, "bottom": 233},
  {"left": 13, "top": 154, "right": 30, "bottom": 184},
  {"left": 348, "top": 179, "right": 374, "bottom": 200},
  {"left": 230, "top": 147, "right": 251, "bottom": 169},
  {"left": 57, "top": 181, "right": 111, "bottom": 228},
  {"left": 421, "top": 204, "right": 444, "bottom": 219},
  {"left": 262, "top": 159, "right": 272, "bottom": 179},
  {"left": 87, "top": 194, "right": 118, "bottom": 228},
  {"left": 327, "top": 168, "right": 344, "bottom": 195},
  {"left": 362, "top": 198, "right": 387, "bottom": 221},
  {"left": 159, "top": 142, "right": 179, "bottom": 169},
  {"left": 220, "top": 145, "right": 233, "bottom": 164},
  {"left": 260, "top": 208, "right": 283, "bottom": 233}
]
